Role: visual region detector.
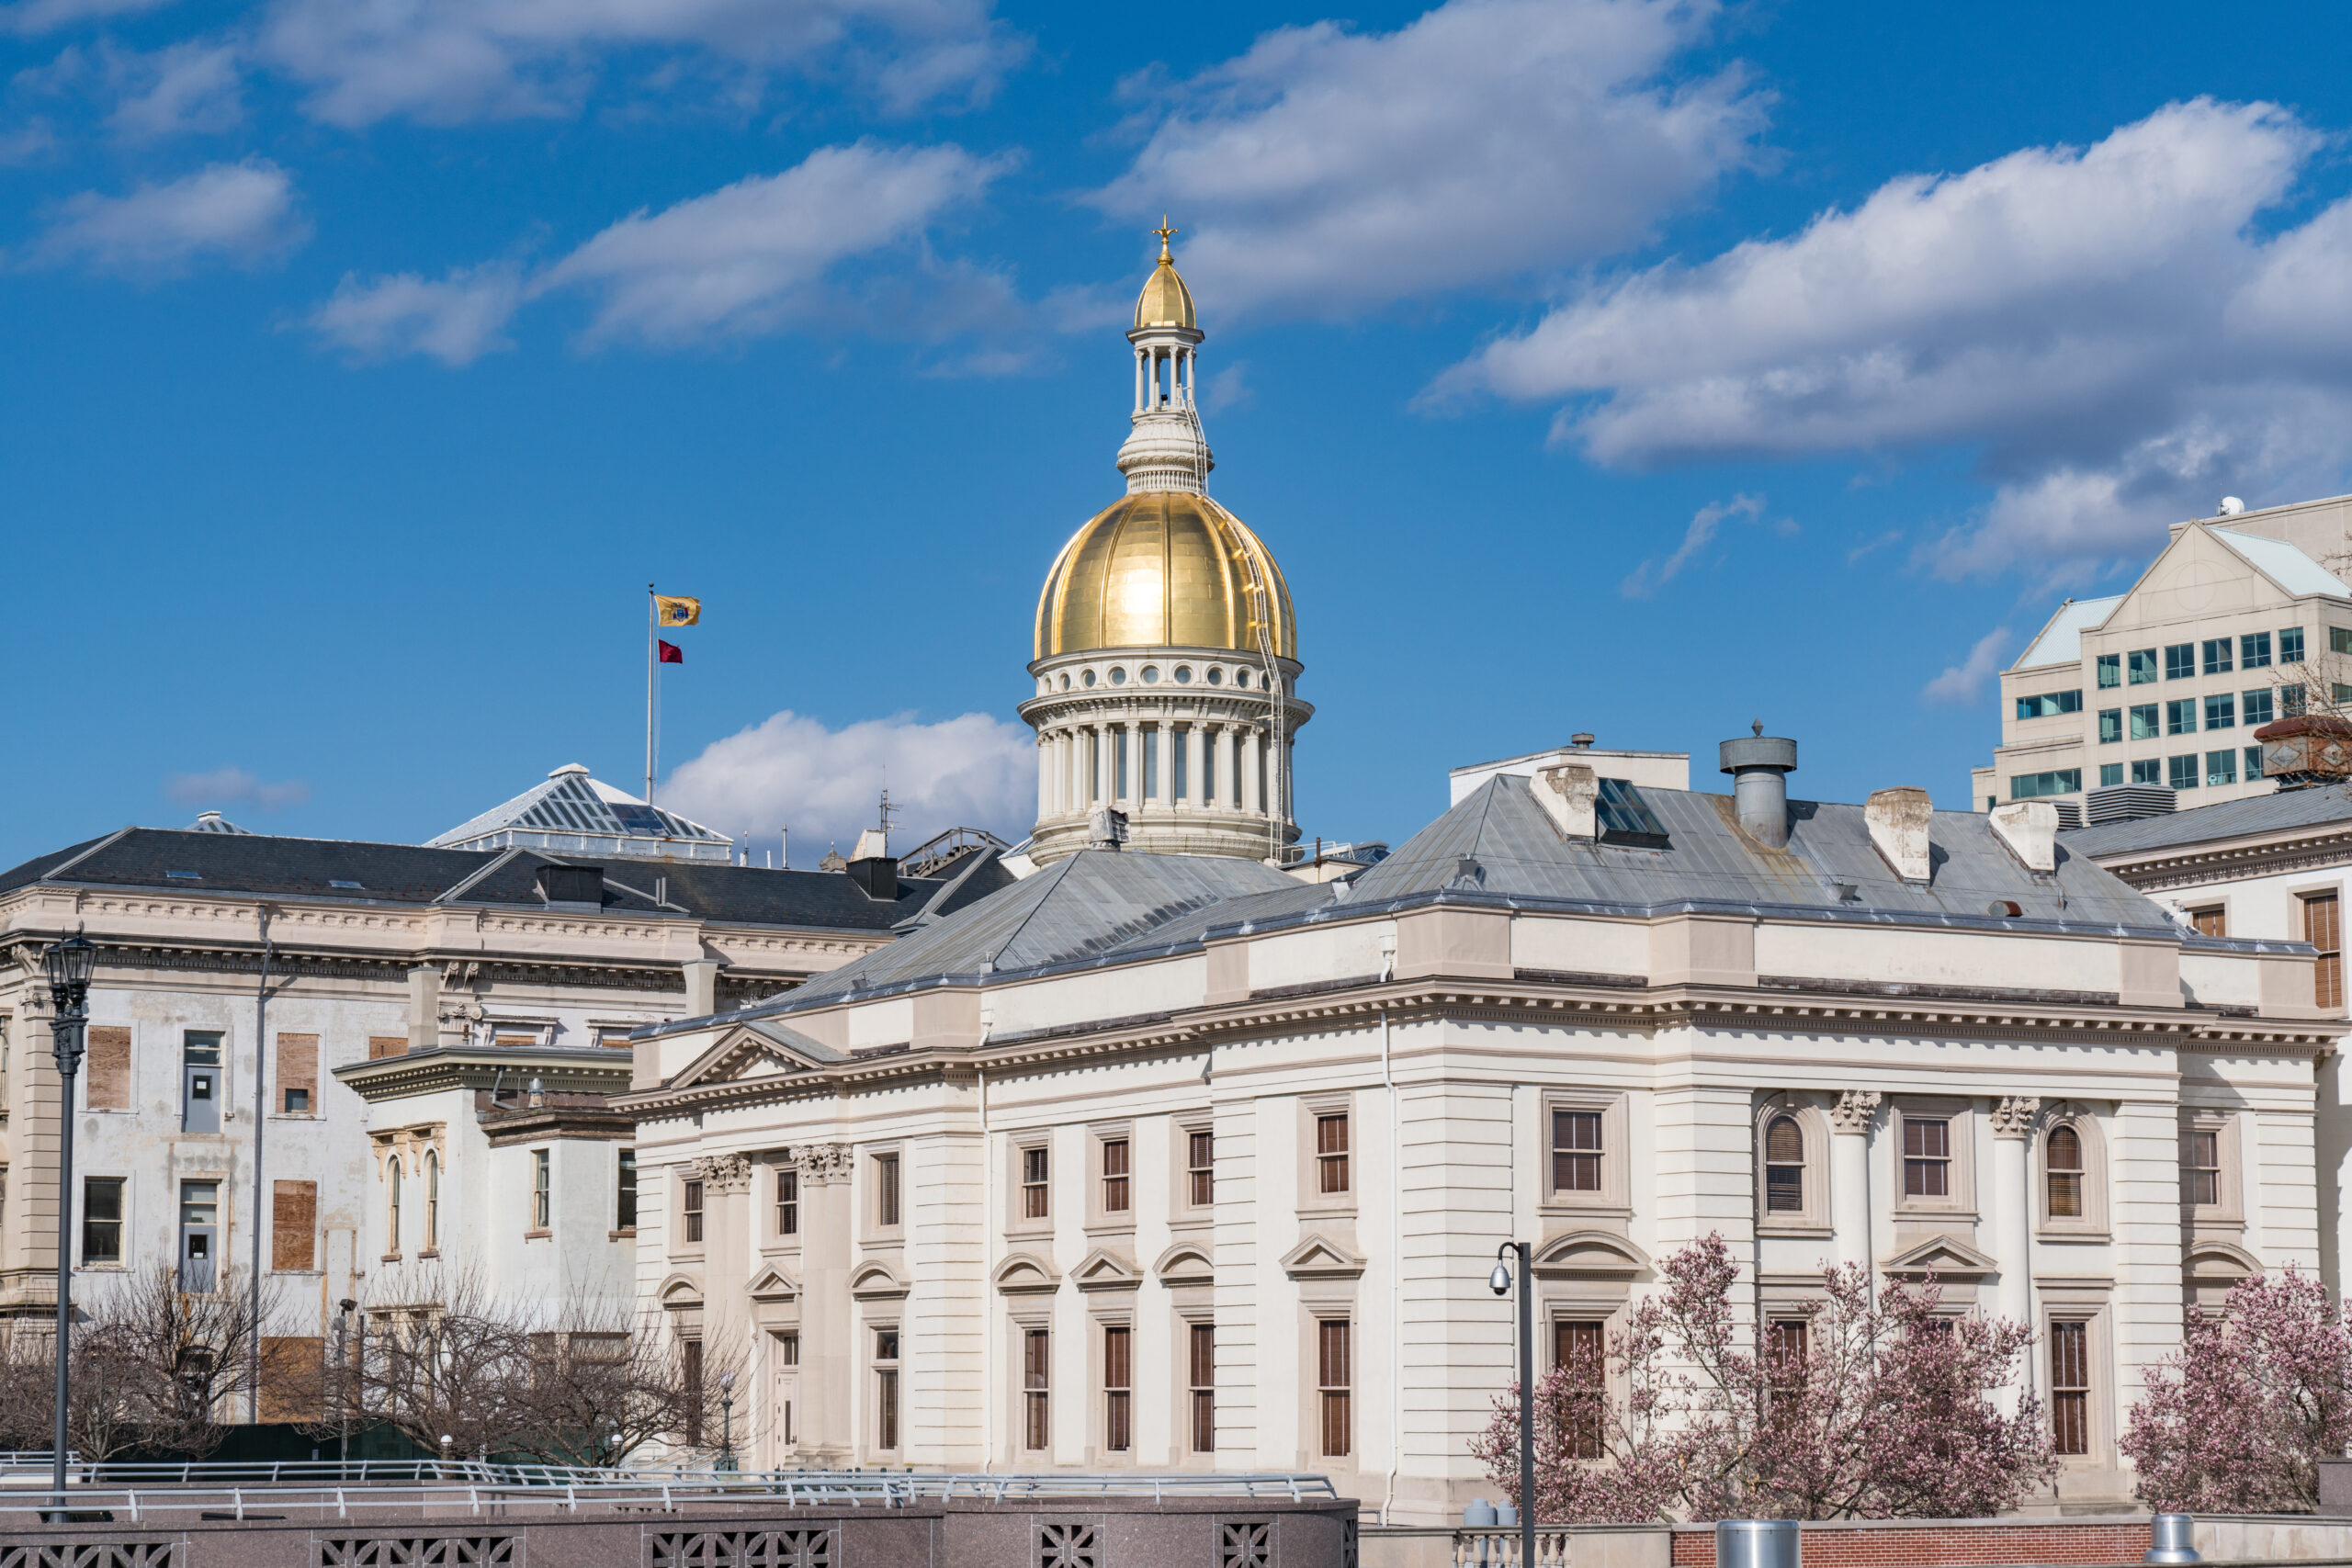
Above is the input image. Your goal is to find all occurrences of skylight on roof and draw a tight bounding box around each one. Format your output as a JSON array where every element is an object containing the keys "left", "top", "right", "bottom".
[
  {"left": 1597, "top": 779, "right": 1669, "bottom": 845},
  {"left": 165, "top": 870, "right": 199, "bottom": 879},
  {"left": 330, "top": 880, "right": 365, "bottom": 890}
]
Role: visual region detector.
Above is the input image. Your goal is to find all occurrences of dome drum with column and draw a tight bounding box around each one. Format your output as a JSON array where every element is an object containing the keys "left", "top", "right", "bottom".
[{"left": 1021, "top": 225, "right": 1311, "bottom": 867}]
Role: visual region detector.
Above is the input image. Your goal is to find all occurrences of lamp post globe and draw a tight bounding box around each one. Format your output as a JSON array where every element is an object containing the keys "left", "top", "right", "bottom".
[{"left": 40, "top": 928, "right": 95, "bottom": 1524}]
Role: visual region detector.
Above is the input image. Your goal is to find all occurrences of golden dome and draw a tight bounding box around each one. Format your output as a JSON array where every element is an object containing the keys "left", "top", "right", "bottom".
[
  {"left": 1035, "top": 491, "right": 1296, "bottom": 660},
  {"left": 1133, "top": 221, "right": 1197, "bottom": 333}
]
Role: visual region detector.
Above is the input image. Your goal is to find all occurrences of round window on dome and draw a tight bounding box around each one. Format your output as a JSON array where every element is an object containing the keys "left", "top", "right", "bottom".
[
  {"left": 1058, "top": 673, "right": 1071, "bottom": 691},
  {"left": 1142, "top": 666, "right": 1160, "bottom": 684},
  {"left": 1235, "top": 669, "right": 1251, "bottom": 689},
  {"left": 1206, "top": 668, "right": 1224, "bottom": 686},
  {"left": 1174, "top": 666, "right": 1193, "bottom": 684},
  {"left": 1110, "top": 667, "right": 1127, "bottom": 685},
  {"left": 1082, "top": 669, "right": 1097, "bottom": 688}
]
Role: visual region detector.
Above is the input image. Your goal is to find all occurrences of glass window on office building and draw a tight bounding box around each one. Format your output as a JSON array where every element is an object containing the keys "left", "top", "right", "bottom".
[
  {"left": 2281, "top": 627, "right": 2305, "bottom": 663},
  {"left": 2202, "top": 638, "right": 2233, "bottom": 675},
  {"left": 2096, "top": 653, "right": 2120, "bottom": 687},
  {"left": 2098, "top": 709, "right": 2121, "bottom": 744},
  {"left": 2166, "top": 699, "right": 2198, "bottom": 736},
  {"left": 2207, "top": 749, "right": 2237, "bottom": 786},
  {"left": 2129, "top": 649, "right": 2159, "bottom": 684},
  {"left": 2165, "top": 643, "right": 2196, "bottom": 680},
  {"left": 2205, "top": 694, "right": 2235, "bottom": 730},
  {"left": 2131, "top": 759, "right": 2161, "bottom": 785},
  {"left": 2098, "top": 763, "right": 2123, "bottom": 787},
  {"left": 2130, "top": 705, "right": 2159, "bottom": 740},
  {"left": 2243, "top": 631, "right": 2272, "bottom": 669},
  {"left": 2169, "top": 755, "right": 2199, "bottom": 791}
]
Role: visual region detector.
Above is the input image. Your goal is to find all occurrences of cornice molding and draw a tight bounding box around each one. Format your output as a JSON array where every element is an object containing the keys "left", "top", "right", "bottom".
[{"left": 2095, "top": 828, "right": 2352, "bottom": 893}]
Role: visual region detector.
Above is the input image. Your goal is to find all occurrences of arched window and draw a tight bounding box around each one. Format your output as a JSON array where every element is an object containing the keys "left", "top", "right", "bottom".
[
  {"left": 388, "top": 1156, "right": 403, "bottom": 1251},
  {"left": 424, "top": 1151, "right": 440, "bottom": 1251},
  {"left": 2046, "top": 1126, "right": 2084, "bottom": 1218},
  {"left": 1764, "top": 1115, "right": 1805, "bottom": 1213}
]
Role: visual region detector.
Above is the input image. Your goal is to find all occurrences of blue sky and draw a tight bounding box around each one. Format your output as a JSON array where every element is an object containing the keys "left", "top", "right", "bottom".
[{"left": 7, "top": 0, "right": 2352, "bottom": 866}]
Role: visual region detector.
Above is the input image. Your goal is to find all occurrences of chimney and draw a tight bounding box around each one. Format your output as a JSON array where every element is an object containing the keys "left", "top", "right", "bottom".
[
  {"left": 1718, "top": 722, "right": 1798, "bottom": 849},
  {"left": 851, "top": 828, "right": 888, "bottom": 862},
  {"left": 536, "top": 863, "right": 605, "bottom": 911},
  {"left": 844, "top": 852, "right": 900, "bottom": 901},
  {"left": 1987, "top": 800, "right": 2058, "bottom": 873},
  {"left": 1532, "top": 763, "right": 1599, "bottom": 840},
  {"left": 1866, "top": 787, "right": 1934, "bottom": 882}
]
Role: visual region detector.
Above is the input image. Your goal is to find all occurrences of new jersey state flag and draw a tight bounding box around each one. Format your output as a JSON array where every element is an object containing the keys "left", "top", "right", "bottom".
[{"left": 654, "top": 595, "right": 701, "bottom": 626}]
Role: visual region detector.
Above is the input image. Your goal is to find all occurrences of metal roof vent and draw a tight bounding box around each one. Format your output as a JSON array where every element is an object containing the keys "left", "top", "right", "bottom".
[{"left": 1719, "top": 721, "right": 1797, "bottom": 849}]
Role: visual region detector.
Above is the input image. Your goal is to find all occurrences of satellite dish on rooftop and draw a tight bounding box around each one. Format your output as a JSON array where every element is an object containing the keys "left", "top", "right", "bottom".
[{"left": 2218, "top": 496, "right": 2246, "bottom": 516}]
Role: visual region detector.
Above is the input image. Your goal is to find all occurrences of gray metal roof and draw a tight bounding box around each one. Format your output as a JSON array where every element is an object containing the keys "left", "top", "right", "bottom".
[{"left": 2063, "top": 782, "right": 2352, "bottom": 857}]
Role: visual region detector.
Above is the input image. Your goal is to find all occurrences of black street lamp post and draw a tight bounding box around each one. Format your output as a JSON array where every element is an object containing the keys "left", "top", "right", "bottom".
[
  {"left": 1489, "top": 1241, "right": 1535, "bottom": 1568},
  {"left": 718, "top": 1371, "right": 738, "bottom": 1472},
  {"left": 42, "top": 929, "right": 96, "bottom": 1523}
]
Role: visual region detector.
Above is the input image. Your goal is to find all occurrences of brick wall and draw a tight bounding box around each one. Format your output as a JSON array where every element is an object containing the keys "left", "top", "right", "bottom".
[{"left": 1670, "top": 1519, "right": 2151, "bottom": 1566}]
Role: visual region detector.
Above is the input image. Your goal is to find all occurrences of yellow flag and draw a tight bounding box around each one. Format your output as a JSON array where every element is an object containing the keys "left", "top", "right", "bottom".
[{"left": 654, "top": 594, "right": 702, "bottom": 626}]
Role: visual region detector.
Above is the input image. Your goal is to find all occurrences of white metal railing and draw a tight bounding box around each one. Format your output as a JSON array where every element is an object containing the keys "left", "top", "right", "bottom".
[{"left": 0, "top": 1467, "right": 1339, "bottom": 1522}]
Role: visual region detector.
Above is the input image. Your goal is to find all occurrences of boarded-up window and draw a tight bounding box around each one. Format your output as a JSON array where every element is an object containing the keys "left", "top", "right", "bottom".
[
  {"left": 85, "top": 1026, "right": 130, "bottom": 1111},
  {"left": 259, "top": 1336, "right": 324, "bottom": 1423},
  {"left": 273, "top": 1179, "right": 317, "bottom": 1271},
  {"left": 368, "top": 1035, "right": 407, "bottom": 1061},
  {"left": 277, "top": 1033, "right": 319, "bottom": 1115}
]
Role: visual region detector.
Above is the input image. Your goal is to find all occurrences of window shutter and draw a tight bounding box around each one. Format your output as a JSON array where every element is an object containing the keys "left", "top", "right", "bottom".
[
  {"left": 277, "top": 1032, "right": 319, "bottom": 1113},
  {"left": 85, "top": 1026, "right": 130, "bottom": 1110},
  {"left": 273, "top": 1179, "right": 317, "bottom": 1270}
]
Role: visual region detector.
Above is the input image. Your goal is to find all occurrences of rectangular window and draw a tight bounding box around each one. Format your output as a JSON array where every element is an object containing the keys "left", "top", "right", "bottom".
[
  {"left": 2244, "top": 689, "right": 2275, "bottom": 728},
  {"left": 531, "top": 1149, "right": 550, "bottom": 1229},
  {"left": 2166, "top": 698, "right": 2198, "bottom": 736},
  {"left": 2202, "top": 637, "right": 2234, "bottom": 676},
  {"left": 2205, "top": 694, "right": 2235, "bottom": 730},
  {"left": 1023, "top": 1328, "right": 1050, "bottom": 1450},
  {"left": 1553, "top": 1109, "right": 1604, "bottom": 1193},
  {"left": 2132, "top": 759, "right": 2162, "bottom": 785},
  {"left": 683, "top": 1179, "right": 705, "bottom": 1245},
  {"left": 2285, "top": 683, "right": 2308, "bottom": 716},
  {"left": 1115, "top": 729, "right": 1129, "bottom": 801},
  {"left": 1022, "top": 1145, "right": 1049, "bottom": 1220},
  {"left": 1555, "top": 1320, "right": 1606, "bottom": 1460},
  {"left": 277, "top": 1032, "right": 318, "bottom": 1115},
  {"left": 2052, "top": 1322, "right": 2089, "bottom": 1457},
  {"left": 2169, "top": 754, "right": 2199, "bottom": 790},
  {"left": 2333, "top": 627, "right": 2352, "bottom": 657},
  {"left": 273, "top": 1179, "right": 317, "bottom": 1271},
  {"left": 616, "top": 1149, "right": 638, "bottom": 1231},
  {"left": 875, "top": 1153, "right": 901, "bottom": 1229},
  {"left": 85, "top": 1025, "right": 130, "bottom": 1111},
  {"left": 1187, "top": 1130, "right": 1214, "bottom": 1207},
  {"left": 1317, "top": 1320, "right": 1352, "bottom": 1458},
  {"left": 2129, "top": 704, "right": 2159, "bottom": 740},
  {"left": 1103, "top": 1325, "right": 1132, "bottom": 1452},
  {"left": 2307, "top": 892, "right": 2341, "bottom": 1010},
  {"left": 1902, "top": 1117, "right": 1951, "bottom": 1199},
  {"left": 1767, "top": 1320, "right": 1809, "bottom": 1397},
  {"left": 1189, "top": 1323, "right": 1216, "bottom": 1452},
  {"left": 2247, "top": 745, "right": 2265, "bottom": 782},
  {"left": 2243, "top": 631, "right": 2272, "bottom": 669},
  {"left": 2010, "top": 769, "right": 2083, "bottom": 800},
  {"left": 1174, "top": 728, "right": 1190, "bottom": 800},
  {"left": 775, "top": 1168, "right": 797, "bottom": 1236},
  {"left": 1142, "top": 726, "right": 1159, "bottom": 800},
  {"left": 2283, "top": 627, "right": 2306, "bottom": 663},
  {"left": 2187, "top": 906, "right": 2225, "bottom": 938},
  {"left": 2097, "top": 709, "right": 2121, "bottom": 744},
  {"left": 876, "top": 1327, "right": 900, "bottom": 1451},
  {"left": 2014, "top": 690, "right": 2084, "bottom": 719},
  {"left": 2206, "top": 748, "right": 2237, "bottom": 786},
  {"left": 2098, "top": 762, "right": 2123, "bottom": 788},
  {"left": 2183, "top": 1129, "right": 2221, "bottom": 1207},
  {"left": 2096, "top": 653, "right": 2120, "bottom": 688},
  {"left": 82, "top": 1176, "right": 123, "bottom": 1265},
  {"left": 2128, "top": 648, "right": 2159, "bottom": 684},
  {"left": 682, "top": 1339, "right": 705, "bottom": 1443},
  {"left": 2337, "top": 683, "right": 2352, "bottom": 705},
  {"left": 1316, "top": 1113, "right": 1351, "bottom": 1195},
  {"left": 2165, "top": 642, "right": 2196, "bottom": 680},
  {"left": 1101, "top": 1138, "right": 1130, "bottom": 1214}
]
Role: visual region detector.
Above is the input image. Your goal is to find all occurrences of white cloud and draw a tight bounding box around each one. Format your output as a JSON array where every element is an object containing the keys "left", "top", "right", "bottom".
[
  {"left": 1619, "top": 491, "right": 1762, "bottom": 597},
  {"left": 662, "top": 709, "right": 1035, "bottom": 856},
  {"left": 1921, "top": 626, "right": 2012, "bottom": 705},
  {"left": 1093, "top": 0, "right": 1764, "bottom": 317},
  {"left": 0, "top": 0, "right": 176, "bottom": 34},
  {"left": 307, "top": 264, "right": 525, "bottom": 365},
  {"left": 108, "top": 41, "right": 242, "bottom": 140},
  {"left": 31, "top": 157, "right": 305, "bottom": 276},
  {"left": 164, "top": 765, "right": 311, "bottom": 811},
  {"left": 256, "top": 0, "right": 1020, "bottom": 128},
  {"left": 1435, "top": 98, "right": 2352, "bottom": 577}
]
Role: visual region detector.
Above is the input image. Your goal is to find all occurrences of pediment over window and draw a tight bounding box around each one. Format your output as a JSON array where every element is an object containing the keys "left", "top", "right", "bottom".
[
  {"left": 992, "top": 1252, "right": 1063, "bottom": 1296},
  {"left": 1532, "top": 1230, "right": 1651, "bottom": 1282},
  {"left": 848, "top": 1260, "right": 908, "bottom": 1301},
  {"left": 1881, "top": 1234, "right": 2000, "bottom": 1282},
  {"left": 1072, "top": 1248, "right": 1142, "bottom": 1293},
  {"left": 1281, "top": 1235, "right": 1366, "bottom": 1281},
  {"left": 668, "top": 1021, "right": 842, "bottom": 1092},
  {"left": 746, "top": 1265, "right": 799, "bottom": 1303},
  {"left": 2184, "top": 1239, "right": 2264, "bottom": 1285},
  {"left": 658, "top": 1272, "right": 705, "bottom": 1311},
  {"left": 1155, "top": 1242, "right": 1214, "bottom": 1289}
]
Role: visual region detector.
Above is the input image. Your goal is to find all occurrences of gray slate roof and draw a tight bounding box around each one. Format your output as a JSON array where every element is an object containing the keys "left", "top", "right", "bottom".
[
  {"left": 704, "top": 775, "right": 2184, "bottom": 1032},
  {"left": 2063, "top": 783, "right": 2352, "bottom": 857}
]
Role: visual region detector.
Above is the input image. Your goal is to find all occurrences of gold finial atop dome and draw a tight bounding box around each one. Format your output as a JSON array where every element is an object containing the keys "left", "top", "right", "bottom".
[{"left": 1133, "top": 216, "right": 1198, "bottom": 333}]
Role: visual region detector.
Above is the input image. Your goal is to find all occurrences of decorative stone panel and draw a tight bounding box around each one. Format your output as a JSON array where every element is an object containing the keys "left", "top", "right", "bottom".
[
  {"left": 317, "top": 1540, "right": 519, "bottom": 1567},
  {"left": 645, "top": 1530, "right": 831, "bottom": 1568}
]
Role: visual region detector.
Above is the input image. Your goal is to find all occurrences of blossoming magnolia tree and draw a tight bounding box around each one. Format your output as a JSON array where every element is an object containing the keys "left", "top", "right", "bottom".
[
  {"left": 2122, "top": 1268, "right": 2352, "bottom": 1513},
  {"left": 1470, "top": 1235, "right": 2057, "bottom": 1522}
]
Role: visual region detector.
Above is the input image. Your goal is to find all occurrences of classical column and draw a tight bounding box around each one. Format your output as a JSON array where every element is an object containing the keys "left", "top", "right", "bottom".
[
  {"left": 1828, "top": 1090, "right": 1880, "bottom": 1277},
  {"left": 1990, "top": 1096, "right": 2039, "bottom": 1347},
  {"left": 1035, "top": 734, "right": 1051, "bottom": 821},
  {"left": 791, "top": 1144, "right": 855, "bottom": 1464},
  {"left": 1135, "top": 348, "right": 1146, "bottom": 412}
]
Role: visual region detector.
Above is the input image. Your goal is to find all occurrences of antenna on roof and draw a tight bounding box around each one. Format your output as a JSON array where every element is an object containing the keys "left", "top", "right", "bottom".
[{"left": 878, "top": 787, "right": 899, "bottom": 843}]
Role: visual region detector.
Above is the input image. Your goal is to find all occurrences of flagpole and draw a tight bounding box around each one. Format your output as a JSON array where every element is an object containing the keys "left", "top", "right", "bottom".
[{"left": 645, "top": 582, "right": 656, "bottom": 805}]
